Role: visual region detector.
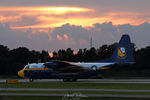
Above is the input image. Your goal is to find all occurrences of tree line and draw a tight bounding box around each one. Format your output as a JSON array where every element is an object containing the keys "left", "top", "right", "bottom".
[{"left": 0, "top": 43, "right": 150, "bottom": 78}]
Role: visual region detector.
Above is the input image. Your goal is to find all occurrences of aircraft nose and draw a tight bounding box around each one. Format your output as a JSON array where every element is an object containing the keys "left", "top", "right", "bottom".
[{"left": 18, "top": 70, "right": 24, "bottom": 78}]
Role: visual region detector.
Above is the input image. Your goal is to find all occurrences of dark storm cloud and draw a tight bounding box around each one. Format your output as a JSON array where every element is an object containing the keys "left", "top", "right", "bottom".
[
  {"left": 0, "top": 22, "right": 150, "bottom": 51},
  {"left": 118, "top": 22, "right": 150, "bottom": 48},
  {"left": 0, "top": 23, "right": 30, "bottom": 48},
  {"left": 51, "top": 23, "right": 89, "bottom": 41}
]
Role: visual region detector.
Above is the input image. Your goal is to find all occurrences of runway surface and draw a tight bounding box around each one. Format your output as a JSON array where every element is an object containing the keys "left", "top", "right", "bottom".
[
  {"left": 1, "top": 79, "right": 150, "bottom": 83},
  {"left": 1, "top": 88, "right": 150, "bottom": 92},
  {"left": 1, "top": 93, "right": 150, "bottom": 98},
  {"left": 1, "top": 79, "right": 150, "bottom": 98}
]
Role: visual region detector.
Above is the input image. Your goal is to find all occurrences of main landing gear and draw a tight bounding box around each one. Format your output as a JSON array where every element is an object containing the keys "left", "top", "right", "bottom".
[
  {"left": 63, "top": 78, "right": 77, "bottom": 82},
  {"left": 29, "top": 78, "right": 34, "bottom": 82}
]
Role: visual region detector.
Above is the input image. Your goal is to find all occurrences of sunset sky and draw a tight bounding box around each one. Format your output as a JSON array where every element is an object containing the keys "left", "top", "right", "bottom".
[{"left": 0, "top": 0, "right": 150, "bottom": 52}]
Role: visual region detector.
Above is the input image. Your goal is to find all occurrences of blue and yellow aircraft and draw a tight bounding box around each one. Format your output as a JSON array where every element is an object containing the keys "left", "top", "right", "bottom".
[{"left": 18, "top": 34, "right": 134, "bottom": 82}]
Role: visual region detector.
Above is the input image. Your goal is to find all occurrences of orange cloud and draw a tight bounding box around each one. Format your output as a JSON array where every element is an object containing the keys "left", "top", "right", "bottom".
[
  {"left": 0, "top": 6, "right": 93, "bottom": 15},
  {"left": 0, "top": 16, "right": 20, "bottom": 23},
  {"left": 80, "top": 40, "right": 87, "bottom": 45},
  {"left": 64, "top": 34, "right": 69, "bottom": 40},
  {"left": 0, "top": 6, "right": 93, "bottom": 29},
  {"left": 49, "top": 52, "right": 53, "bottom": 57},
  {"left": 57, "top": 34, "right": 63, "bottom": 40},
  {"left": 11, "top": 15, "right": 145, "bottom": 30},
  {"left": 0, "top": 6, "right": 150, "bottom": 30},
  {"left": 11, "top": 17, "right": 101, "bottom": 29},
  {"left": 102, "top": 12, "right": 146, "bottom": 25}
]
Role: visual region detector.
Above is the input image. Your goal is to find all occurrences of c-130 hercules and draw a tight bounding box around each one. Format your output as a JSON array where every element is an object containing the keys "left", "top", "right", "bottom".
[{"left": 18, "top": 34, "right": 134, "bottom": 82}]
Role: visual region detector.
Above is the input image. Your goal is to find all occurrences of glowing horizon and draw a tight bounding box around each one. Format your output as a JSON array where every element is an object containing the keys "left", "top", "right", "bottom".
[
  {"left": 0, "top": 0, "right": 150, "bottom": 51},
  {"left": 0, "top": 6, "right": 150, "bottom": 30}
]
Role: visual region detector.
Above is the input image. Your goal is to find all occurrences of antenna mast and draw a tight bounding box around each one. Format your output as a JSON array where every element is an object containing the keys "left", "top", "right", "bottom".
[
  {"left": 90, "top": 36, "right": 92, "bottom": 48},
  {"left": 90, "top": 31, "right": 93, "bottom": 48}
]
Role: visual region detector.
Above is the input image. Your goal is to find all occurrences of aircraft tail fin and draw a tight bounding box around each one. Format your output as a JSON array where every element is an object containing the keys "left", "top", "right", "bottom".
[
  {"left": 99, "top": 34, "right": 134, "bottom": 63},
  {"left": 110, "top": 34, "right": 134, "bottom": 63}
]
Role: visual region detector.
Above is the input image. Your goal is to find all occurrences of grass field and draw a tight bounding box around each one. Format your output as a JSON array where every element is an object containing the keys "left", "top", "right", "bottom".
[
  {"left": 1, "top": 82, "right": 150, "bottom": 100},
  {"left": 1, "top": 82, "right": 150, "bottom": 89}
]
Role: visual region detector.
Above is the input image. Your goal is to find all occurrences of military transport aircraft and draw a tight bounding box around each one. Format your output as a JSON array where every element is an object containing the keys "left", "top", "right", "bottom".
[{"left": 18, "top": 34, "right": 134, "bottom": 82}]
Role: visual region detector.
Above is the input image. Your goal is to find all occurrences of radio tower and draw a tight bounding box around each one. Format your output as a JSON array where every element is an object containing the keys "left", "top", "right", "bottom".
[
  {"left": 90, "top": 36, "right": 92, "bottom": 48},
  {"left": 90, "top": 30, "right": 93, "bottom": 48}
]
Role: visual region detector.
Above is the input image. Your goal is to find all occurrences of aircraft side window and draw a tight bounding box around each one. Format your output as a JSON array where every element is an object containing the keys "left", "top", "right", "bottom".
[
  {"left": 34, "top": 65, "right": 44, "bottom": 68},
  {"left": 38, "top": 65, "right": 45, "bottom": 68},
  {"left": 29, "top": 65, "right": 38, "bottom": 68},
  {"left": 28, "top": 64, "right": 45, "bottom": 68}
]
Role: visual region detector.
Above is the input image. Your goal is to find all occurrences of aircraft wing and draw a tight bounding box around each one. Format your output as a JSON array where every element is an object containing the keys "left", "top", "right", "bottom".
[{"left": 44, "top": 60, "right": 82, "bottom": 71}]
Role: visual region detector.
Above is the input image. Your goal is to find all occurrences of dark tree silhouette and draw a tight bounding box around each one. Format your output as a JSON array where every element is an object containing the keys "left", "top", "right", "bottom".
[{"left": 0, "top": 42, "right": 150, "bottom": 78}]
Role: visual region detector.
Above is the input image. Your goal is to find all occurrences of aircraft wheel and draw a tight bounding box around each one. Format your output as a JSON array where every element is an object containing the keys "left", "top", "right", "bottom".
[
  {"left": 63, "top": 78, "right": 77, "bottom": 82},
  {"left": 97, "top": 74, "right": 103, "bottom": 79},
  {"left": 63, "top": 79, "right": 72, "bottom": 82},
  {"left": 29, "top": 78, "right": 34, "bottom": 82},
  {"left": 71, "top": 78, "right": 77, "bottom": 82},
  {"left": 63, "top": 79, "right": 68, "bottom": 82}
]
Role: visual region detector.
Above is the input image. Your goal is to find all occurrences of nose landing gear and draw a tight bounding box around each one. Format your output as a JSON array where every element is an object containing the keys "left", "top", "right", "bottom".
[
  {"left": 63, "top": 78, "right": 77, "bottom": 82},
  {"left": 29, "top": 78, "right": 34, "bottom": 82}
]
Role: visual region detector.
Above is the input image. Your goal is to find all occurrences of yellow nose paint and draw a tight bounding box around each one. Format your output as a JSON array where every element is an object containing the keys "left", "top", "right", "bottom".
[{"left": 18, "top": 70, "right": 24, "bottom": 78}]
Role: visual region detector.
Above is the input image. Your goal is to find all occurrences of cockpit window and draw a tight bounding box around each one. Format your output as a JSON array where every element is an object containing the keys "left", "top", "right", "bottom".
[
  {"left": 24, "top": 63, "right": 45, "bottom": 69},
  {"left": 30, "top": 65, "right": 38, "bottom": 68}
]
